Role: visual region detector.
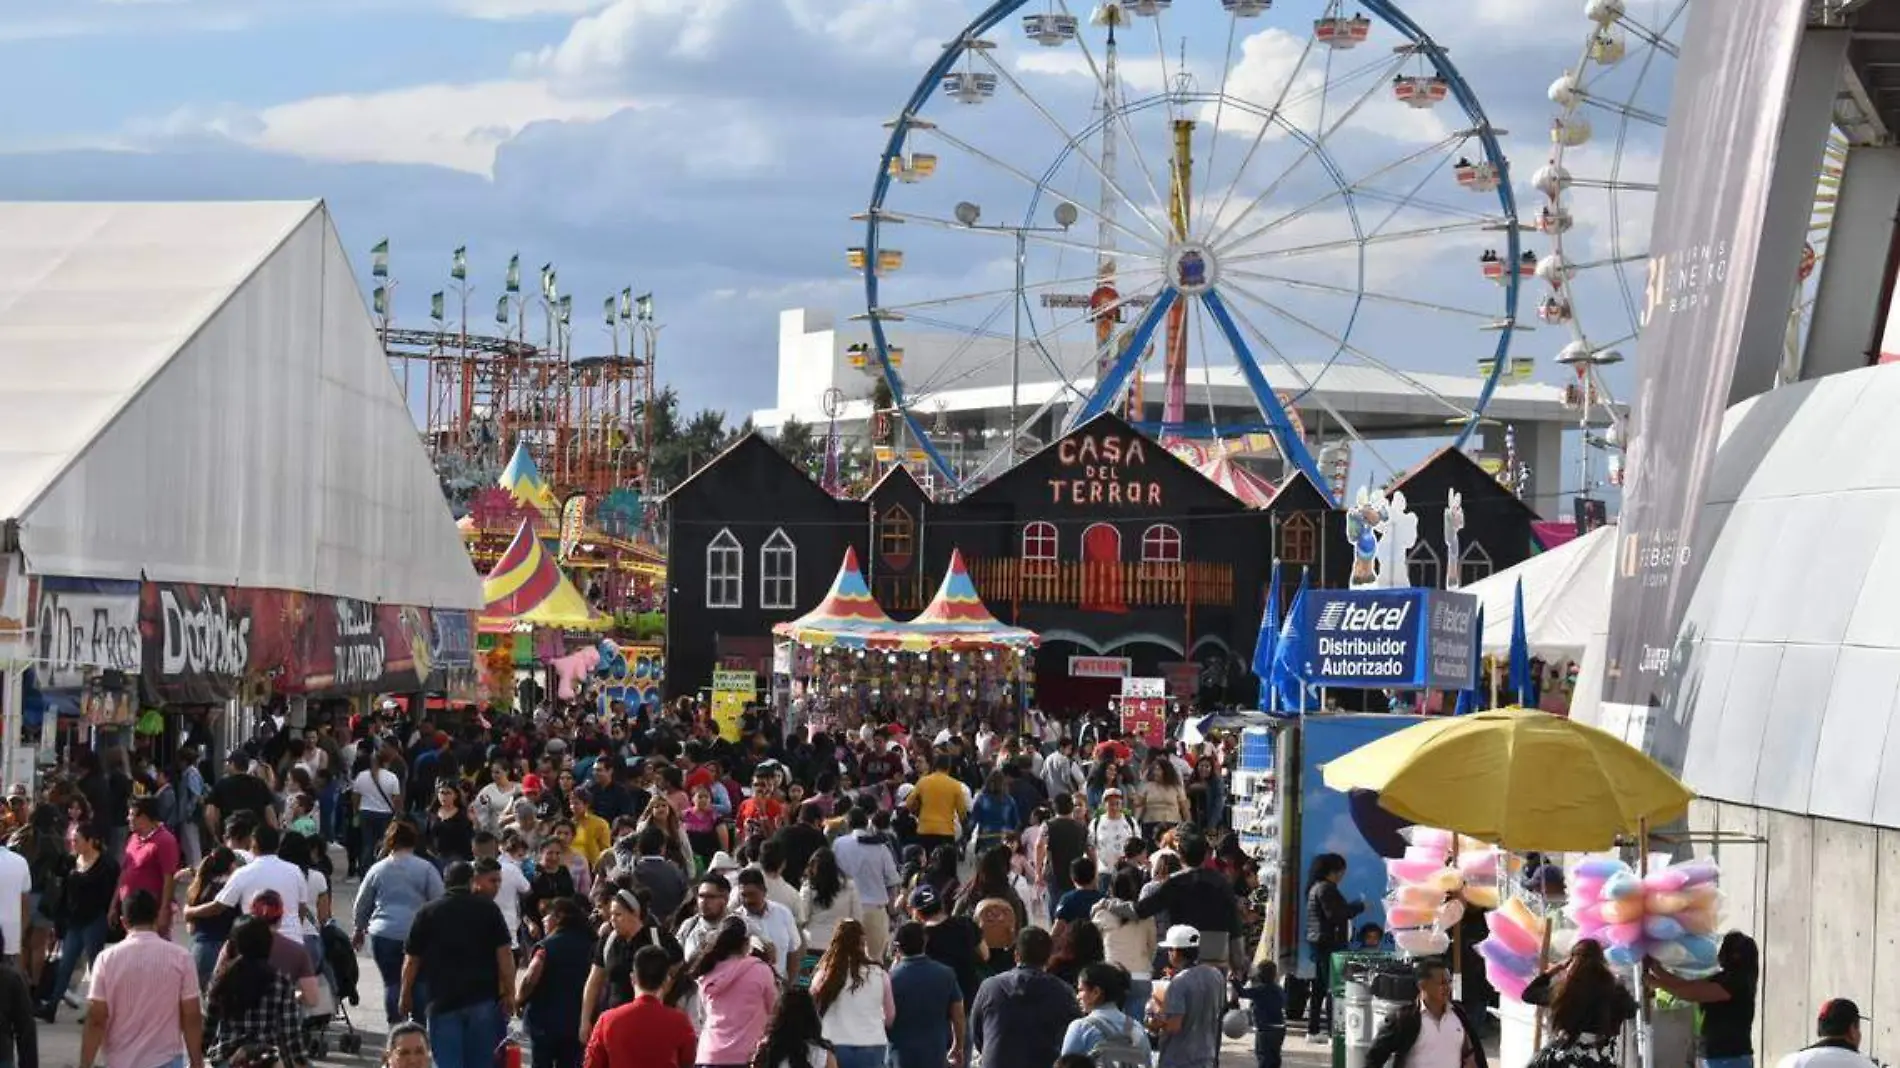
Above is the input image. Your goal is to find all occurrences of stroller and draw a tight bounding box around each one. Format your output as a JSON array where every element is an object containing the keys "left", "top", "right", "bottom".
[{"left": 303, "top": 919, "right": 365, "bottom": 1058}]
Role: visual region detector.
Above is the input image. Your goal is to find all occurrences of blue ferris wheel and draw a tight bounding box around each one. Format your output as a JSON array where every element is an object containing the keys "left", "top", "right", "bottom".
[{"left": 854, "top": 0, "right": 1524, "bottom": 502}]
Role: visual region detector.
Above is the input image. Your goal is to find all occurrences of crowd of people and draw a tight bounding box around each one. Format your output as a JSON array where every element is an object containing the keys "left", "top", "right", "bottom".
[{"left": 0, "top": 694, "right": 1872, "bottom": 1068}]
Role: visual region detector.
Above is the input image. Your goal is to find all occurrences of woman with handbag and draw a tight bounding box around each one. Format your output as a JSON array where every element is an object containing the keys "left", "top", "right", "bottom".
[{"left": 1521, "top": 939, "right": 1640, "bottom": 1068}]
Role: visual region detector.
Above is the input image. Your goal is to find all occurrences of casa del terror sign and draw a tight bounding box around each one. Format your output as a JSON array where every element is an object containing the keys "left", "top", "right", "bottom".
[{"left": 1048, "top": 432, "right": 1164, "bottom": 506}]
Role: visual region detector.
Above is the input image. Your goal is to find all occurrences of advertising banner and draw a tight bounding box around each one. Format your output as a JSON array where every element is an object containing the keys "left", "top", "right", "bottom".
[
  {"left": 1070, "top": 656, "right": 1132, "bottom": 679},
  {"left": 1600, "top": 0, "right": 1806, "bottom": 709},
  {"left": 711, "top": 667, "right": 756, "bottom": 742},
  {"left": 37, "top": 577, "right": 141, "bottom": 690},
  {"left": 1120, "top": 676, "right": 1167, "bottom": 748},
  {"left": 141, "top": 584, "right": 308, "bottom": 703},
  {"left": 1295, "top": 588, "right": 1478, "bottom": 691},
  {"left": 298, "top": 599, "right": 435, "bottom": 696}
]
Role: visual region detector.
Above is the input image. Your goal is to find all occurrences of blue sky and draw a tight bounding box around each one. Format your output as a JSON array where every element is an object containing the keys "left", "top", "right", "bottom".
[{"left": 0, "top": 0, "right": 1670, "bottom": 463}]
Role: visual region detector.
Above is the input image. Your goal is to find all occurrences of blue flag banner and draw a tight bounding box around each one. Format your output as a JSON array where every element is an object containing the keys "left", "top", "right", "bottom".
[
  {"left": 1455, "top": 604, "right": 1485, "bottom": 716},
  {"left": 1252, "top": 560, "right": 1281, "bottom": 686},
  {"left": 1510, "top": 577, "right": 1533, "bottom": 704}
]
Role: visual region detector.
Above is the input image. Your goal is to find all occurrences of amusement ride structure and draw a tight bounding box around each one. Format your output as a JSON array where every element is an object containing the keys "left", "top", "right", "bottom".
[
  {"left": 375, "top": 245, "right": 666, "bottom": 617},
  {"left": 854, "top": 0, "right": 1527, "bottom": 502}
]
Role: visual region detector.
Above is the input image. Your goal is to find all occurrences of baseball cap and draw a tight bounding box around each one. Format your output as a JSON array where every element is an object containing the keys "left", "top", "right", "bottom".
[
  {"left": 1819, "top": 999, "right": 1866, "bottom": 1036},
  {"left": 1103, "top": 787, "right": 1124, "bottom": 799},
  {"left": 1160, "top": 924, "right": 1202, "bottom": 950},
  {"left": 248, "top": 889, "right": 285, "bottom": 925},
  {"left": 909, "top": 885, "right": 942, "bottom": 913},
  {"left": 521, "top": 773, "right": 545, "bottom": 794}
]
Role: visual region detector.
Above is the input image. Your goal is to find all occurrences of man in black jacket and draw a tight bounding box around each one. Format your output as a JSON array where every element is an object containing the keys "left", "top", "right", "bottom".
[
  {"left": 1127, "top": 834, "right": 1242, "bottom": 965},
  {"left": 1366, "top": 960, "right": 1488, "bottom": 1068}
]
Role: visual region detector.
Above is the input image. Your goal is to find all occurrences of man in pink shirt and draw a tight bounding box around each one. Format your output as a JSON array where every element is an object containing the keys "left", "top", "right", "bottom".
[
  {"left": 117, "top": 799, "right": 180, "bottom": 937},
  {"left": 81, "top": 889, "right": 203, "bottom": 1068}
]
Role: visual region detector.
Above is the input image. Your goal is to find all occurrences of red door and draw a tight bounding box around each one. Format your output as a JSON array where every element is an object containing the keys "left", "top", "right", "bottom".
[{"left": 1081, "top": 523, "right": 1126, "bottom": 612}]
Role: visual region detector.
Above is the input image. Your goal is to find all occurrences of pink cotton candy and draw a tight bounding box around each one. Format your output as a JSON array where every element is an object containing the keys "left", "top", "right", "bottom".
[
  {"left": 1388, "top": 857, "right": 1445, "bottom": 883},
  {"left": 1492, "top": 968, "right": 1532, "bottom": 1003},
  {"left": 1485, "top": 912, "right": 1541, "bottom": 957},
  {"left": 1572, "top": 857, "right": 1628, "bottom": 880},
  {"left": 1604, "top": 920, "right": 1645, "bottom": 948},
  {"left": 1405, "top": 826, "right": 1456, "bottom": 853},
  {"left": 1600, "top": 897, "right": 1644, "bottom": 924},
  {"left": 1570, "top": 876, "right": 1606, "bottom": 904},
  {"left": 1673, "top": 859, "right": 1720, "bottom": 887},
  {"left": 1384, "top": 905, "right": 1434, "bottom": 929},
  {"left": 1643, "top": 869, "right": 1690, "bottom": 893}
]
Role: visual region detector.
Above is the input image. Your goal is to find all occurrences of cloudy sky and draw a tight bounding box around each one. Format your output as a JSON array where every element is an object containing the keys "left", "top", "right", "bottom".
[{"left": 0, "top": 0, "right": 1674, "bottom": 452}]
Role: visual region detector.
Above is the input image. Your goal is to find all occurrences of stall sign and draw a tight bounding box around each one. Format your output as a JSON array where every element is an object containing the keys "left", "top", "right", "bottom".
[
  {"left": 1295, "top": 588, "right": 1478, "bottom": 691},
  {"left": 1070, "top": 656, "right": 1131, "bottom": 679},
  {"left": 37, "top": 577, "right": 141, "bottom": 690},
  {"left": 1049, "top": 432, "right": 1164, "bottom": 507},
  {"left": 711, "top": 668, "right": 756, "bottom": 742},
  {"left": 298, "top": 599, "right": 435, "bottom": 696},
  {"left": 141, "top": 583, "right": 307, "bottom": 703},
  {"left": 1120, "top": 677, "right": 1167, "bottom": 748}
]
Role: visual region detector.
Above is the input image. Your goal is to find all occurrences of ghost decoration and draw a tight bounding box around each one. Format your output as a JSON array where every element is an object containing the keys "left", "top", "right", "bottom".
[
  {"left": 1375, "top": 490, "right": 1419, "bottom": 588},
  {"left": 1444, "top": 490, "right": 1466, "bottom": 590}
]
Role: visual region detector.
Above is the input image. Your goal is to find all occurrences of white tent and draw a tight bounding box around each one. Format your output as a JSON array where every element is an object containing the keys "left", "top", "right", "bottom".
[
  {"left": 0, "top": 200, "right": 481, "bottom": 610},
  {"left": 1461, "top": 524, "right": 1614, "bottom": 661}
]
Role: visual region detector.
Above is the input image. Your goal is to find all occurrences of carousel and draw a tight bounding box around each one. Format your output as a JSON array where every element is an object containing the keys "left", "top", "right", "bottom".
[{"left": 774, "top": 548, "right": 1039, "bottom": 727}]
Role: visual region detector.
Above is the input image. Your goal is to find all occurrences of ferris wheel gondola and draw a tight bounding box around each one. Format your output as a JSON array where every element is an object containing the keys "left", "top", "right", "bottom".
[{"left": 857, "top": 0, "right": 1524, "bottom": 496}]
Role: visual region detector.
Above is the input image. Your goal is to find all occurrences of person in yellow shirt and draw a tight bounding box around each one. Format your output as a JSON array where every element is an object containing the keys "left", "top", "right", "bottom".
[
  {"left": 570, "top": 786, "right": 614, "bottom": 867},
  {"left": 906, "top": 755, "right": 969, "bottom": 853}
]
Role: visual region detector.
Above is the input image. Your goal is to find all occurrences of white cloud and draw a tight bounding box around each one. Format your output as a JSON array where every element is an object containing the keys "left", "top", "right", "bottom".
[
  {"left": 1014, "top": 51, "right": 1173, "bottom": 94},
  {"left": 134, "top": 80, "right": 637, "bottom": 177},
  {"left": 444, "top": 0, "right": 612, "bottom": 17},
  {"left": 517, "top": 0, "right": 742, "bottom": 85},
  {"left": 1196, "top": 28, "right": 1450, "bottom": 146}
]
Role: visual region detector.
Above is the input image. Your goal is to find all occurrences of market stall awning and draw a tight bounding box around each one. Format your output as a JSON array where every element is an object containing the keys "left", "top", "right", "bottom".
[
  {"left": 1463, "top": 524, "right": 1613, "bottom": 661},
  {"left": 903, "top": 548, "right": 1040, "bottom": 650},
  {"left": 772, "top": 547, "right": 897, "bottom": 647},
  {"left": 481, "top": 520, "right": 607, "bottom": 632}
]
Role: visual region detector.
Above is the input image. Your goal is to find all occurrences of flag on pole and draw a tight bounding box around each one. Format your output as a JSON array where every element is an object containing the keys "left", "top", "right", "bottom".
[
  {"left": 1251, "top": 560, "right": 1281, "bottom": 709},
  {"left": 495, "top": 295, "right": 510, "bottom": 325},
  {"left": 1270, "top": 570, "right": 1318, "bottom": 713},
  {"left": 450, "top": 246, "right": 467, "bottom": 281},
  {"left": 372, "top": 285, "right": 388, "bottom": 317},
  {"left": 429, "top": 292, "right": 444, "bottom": 322},
  {"left": 1455, "top": 604, "right": 1485, "bottom": 715},
  {"left": 1509, "top": 576, "right": 1533, "bottom": 705},
  {"left": 505, "top": 254, "right": 521, "bottom": 294},
  {"left": 635, "top": 292, "right": 654, "bottom": 322},
  {"left": 619, "top": 288, "right": 633, "bottom": 322},
  {"left": 603, "top": 296, "right": 617, "bottom": 326},
  {"left": 541, "top": 264, "right": 556, "bottom": 300},
  {"left": 558, "top": 294, "right": 572, "bottom": 324},
  {"left": 371, "top": 239, "right": 389, "bottom": 278}
]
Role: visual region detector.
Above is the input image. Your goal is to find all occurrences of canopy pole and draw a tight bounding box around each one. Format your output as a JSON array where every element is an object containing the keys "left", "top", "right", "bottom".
[{"left": 1637, "top": 819, "right": 1653, "bottom": 1068}]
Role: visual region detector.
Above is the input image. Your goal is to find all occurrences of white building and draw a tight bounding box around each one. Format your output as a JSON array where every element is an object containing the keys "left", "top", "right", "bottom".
[{"left": 755, "top": 307, "right": 1603, "bottom": 512}]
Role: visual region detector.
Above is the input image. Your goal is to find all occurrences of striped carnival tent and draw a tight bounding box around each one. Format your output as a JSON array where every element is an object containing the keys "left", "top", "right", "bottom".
[
  {"left": 500, "top": 442, "right": 558, "bottom": 519},
  {"left": 905, "top": 548, "right": 1039, "bottom": 650},
  {"left": 480, "top": 520, "right": 607, "bottom": 632},
  {"left": 773, "top": 547, "right": 897, "bottom": 647},
  {"left": 1195, "top": 454, "right": 1278, "bottom": 508}
]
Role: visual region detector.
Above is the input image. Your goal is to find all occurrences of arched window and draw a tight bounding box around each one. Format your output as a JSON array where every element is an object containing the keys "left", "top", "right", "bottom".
[
  {"left": 879, "top": 505, "right": 914, "bottom": 568},
  {"left": 1459, "top": 542, "right": 1494, "bottom": 588},
  {"left": 1022, "top": 521, "right": 1058, "bottom": 562},
  {"left": 706, "top": 528, "right": 742, "bottom": 609},
  {"left": 1407, "top": 541, "right": 1441, "bottom": 589},
  {"left": 759, "top": 528, "right": 796, "bottom": 610},
  {"left": 1282, "top": 513, "right": 1317, "bottom": 565},
  {"left": 1141, "top": 523, "right": 1183, "bottom": 563}
]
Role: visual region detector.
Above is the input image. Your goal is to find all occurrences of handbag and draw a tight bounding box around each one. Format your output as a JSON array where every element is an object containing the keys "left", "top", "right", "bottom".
[{"left": 1527, "top": 1034, "right": 1620, "bottom": 1068}]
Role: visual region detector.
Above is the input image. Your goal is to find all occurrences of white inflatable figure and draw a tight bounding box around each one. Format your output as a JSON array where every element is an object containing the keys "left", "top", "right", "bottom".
[
  {"left": 1443, "top": 489, "right": 1466, "bottom": 590},
  {"left": 1375, "top": 490, "right": 1419, "bottom": 588}
]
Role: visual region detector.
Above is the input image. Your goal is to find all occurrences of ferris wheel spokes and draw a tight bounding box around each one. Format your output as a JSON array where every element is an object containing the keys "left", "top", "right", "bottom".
[
  {"left": 1198, "top": 21, "right": 1321, "bottom": 239},
  {"left": 920, "top": 125, "right": 1169, "bottom": 254},
  {"left": 1204, "top": 49, "right": 1414, "bottom": 251},
  {"left": 1222, "top": 217, "right": 1499, "bottom": 269},
  {"left": 1198, "top": 288, "right": 1329, "bottom": 491},
  {"left": 1223, "top": 267, "right": 1498, "bottom": 321},
  {"left": 1215, "top": 132, "right": 1471, "bottom": 256}
]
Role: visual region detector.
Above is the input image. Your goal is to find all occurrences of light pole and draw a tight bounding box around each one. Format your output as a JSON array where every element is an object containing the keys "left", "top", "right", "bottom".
[{"left": 953, "top": 200, "right": 1079, "bottom": 460}]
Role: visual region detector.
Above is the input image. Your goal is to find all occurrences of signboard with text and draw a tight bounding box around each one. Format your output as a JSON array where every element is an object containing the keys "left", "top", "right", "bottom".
[
  {"left": 1293, "top": 588, "right": 1478, "bottom": 691},
  {"left": 1048, "top": 432, "right": 1165, "bottom": 507},
  {"left": 711, "top": 668, "right": 756, "bottom": 742},
  {"left": 37, "top": 577, "right": 140, "bottom": 690},
  {"left": 1120, "top": 676, "right": 1167, "bottom": 748},
  {"left": 1070, "top": 656, "right": 1132, "bottom": 679}
]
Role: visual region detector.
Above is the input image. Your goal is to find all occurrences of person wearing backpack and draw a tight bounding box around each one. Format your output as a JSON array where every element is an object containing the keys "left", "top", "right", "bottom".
[{"left": 1061, "top": 961, "right": 1153, "bottom": 1067}]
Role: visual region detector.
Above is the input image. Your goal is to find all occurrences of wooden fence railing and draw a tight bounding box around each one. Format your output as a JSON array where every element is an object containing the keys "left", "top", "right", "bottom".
[{"left": 965, "top": 558, "right": 1234, "bottom": 610}]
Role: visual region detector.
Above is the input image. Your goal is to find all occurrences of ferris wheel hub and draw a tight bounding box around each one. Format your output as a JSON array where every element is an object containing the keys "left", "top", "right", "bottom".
[{"left": 1167, "top": 242, "right": 1219, "bottom": 296}]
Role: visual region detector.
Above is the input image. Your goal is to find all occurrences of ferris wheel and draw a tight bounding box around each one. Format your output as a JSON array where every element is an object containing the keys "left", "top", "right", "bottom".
[{"left": 854, "top": 0, "right": 1523, "bottom": 498}]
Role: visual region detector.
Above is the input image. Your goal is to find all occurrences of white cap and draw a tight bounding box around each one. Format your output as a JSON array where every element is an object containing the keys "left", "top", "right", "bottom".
[
  {"left": 707, "top": 851, "right": 740, "bottom": 874},
  {"left": 1161, "top": 924, "right": 1202, "bottom": 950},
  {"left": 933, "top": 728, "right": 954, "bottom": 747}
]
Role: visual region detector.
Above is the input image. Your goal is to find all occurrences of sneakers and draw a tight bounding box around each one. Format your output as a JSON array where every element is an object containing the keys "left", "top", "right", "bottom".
[{"left": 63, "top": 992, "right": 80, "bottom": 1008}]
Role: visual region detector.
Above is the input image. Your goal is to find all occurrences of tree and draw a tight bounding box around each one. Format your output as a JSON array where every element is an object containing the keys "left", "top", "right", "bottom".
[{"left": 774, "top": 416, "right": 822, "bottom": 475}]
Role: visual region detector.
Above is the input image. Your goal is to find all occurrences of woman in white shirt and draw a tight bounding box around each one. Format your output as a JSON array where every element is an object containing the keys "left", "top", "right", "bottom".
[
  {"left": 471, "top": 764, "right": 520, "bottom": 836},
  {"left": 808, "top": 919, "right": 892, "bottom": 1068},
  {"left": 798, "top": 848, "right": 860, "bottom": 983},
  {"left": 350, "top": 752, "right": 402, "bottom": 874}
]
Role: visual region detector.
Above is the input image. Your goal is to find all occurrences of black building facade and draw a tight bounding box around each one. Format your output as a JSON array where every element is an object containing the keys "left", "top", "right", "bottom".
[{"left": 662, "top": 415, "right": 1542, "bottom": 709}]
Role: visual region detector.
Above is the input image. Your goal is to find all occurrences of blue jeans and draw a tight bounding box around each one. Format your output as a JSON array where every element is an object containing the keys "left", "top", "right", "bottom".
[
  {"left": 372, "top": 934, "right": 427, "bottom": 1025},
  {"left": 429, "top": 999, "right": 507, "bottom": 1068},
  {"left": 1123, "top": 979, "right": 1153, "bottom": 1022},
  {"left": 190, "top": 936, "right": 227, "bottom": 991},
  {"left": 44, "top": 915, "right": 108, "bottom": 1010},
  {"left": 1705, "top": 1058, "right": 1755, "bottom": 1068},
  {"left": 832, "top": 1046, "right": 886, "bottom": 1068},
  {"left": 360, "top": 811, "right": 392, "bottom": 872}
]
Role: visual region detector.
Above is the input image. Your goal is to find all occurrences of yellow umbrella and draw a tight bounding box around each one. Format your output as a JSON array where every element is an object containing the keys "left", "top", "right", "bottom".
[{"left": 1320, "top": 707, "right": 1693, "bottom": 851}]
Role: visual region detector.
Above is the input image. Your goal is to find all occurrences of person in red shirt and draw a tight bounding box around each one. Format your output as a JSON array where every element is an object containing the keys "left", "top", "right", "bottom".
[
  {"left": 117, "top": 797, "right": 180, "bottom": 936},
  {"left": 585, "top": 944, "right": 695, "bottom": 1068},
  {"left": 736, "top": 771, "right": 785, "bottom": 834}
]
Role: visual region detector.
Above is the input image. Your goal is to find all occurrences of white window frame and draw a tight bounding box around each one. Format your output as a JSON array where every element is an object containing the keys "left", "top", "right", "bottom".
[
  {"left": 1022, "top": 521, "right": 1059, "bottom": 562},
  {"left": 1141, "top": 523, "right": 1184, "bottom": 563},
  {"left": 760, "top": 528, "right": 797, "bottom": 610},
  {"left": 706, "top": 528, "right": 743, "bottom": 609}
]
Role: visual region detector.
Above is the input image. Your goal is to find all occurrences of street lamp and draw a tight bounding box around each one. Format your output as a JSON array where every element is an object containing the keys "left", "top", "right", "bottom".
[{"left": 953, "top": 200, "right": 1078, "bottom": 460}]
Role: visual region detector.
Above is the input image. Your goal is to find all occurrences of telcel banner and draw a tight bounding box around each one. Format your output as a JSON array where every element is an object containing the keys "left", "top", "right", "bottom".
[{"left": 1294, "top": 588, "right": 1478, "bottom": 691}]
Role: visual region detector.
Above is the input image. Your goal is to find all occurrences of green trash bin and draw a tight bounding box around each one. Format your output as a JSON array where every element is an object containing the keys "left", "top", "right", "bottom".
[{"left": 1330, "top": 951, "right": 1396, "bottom": 1068}]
